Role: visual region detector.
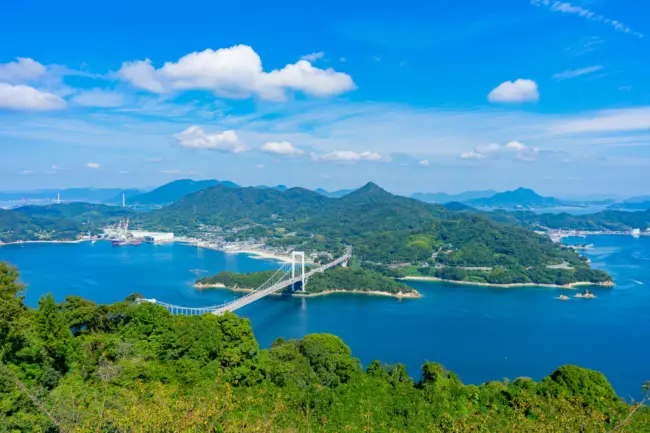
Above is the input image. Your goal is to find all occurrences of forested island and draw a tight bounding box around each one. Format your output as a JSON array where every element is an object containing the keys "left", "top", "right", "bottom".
[
  {"left": 0, "top": 263, "right": 647, "bottom": 431},
  {"left": 197, "top": 267, "right": 421, "bottom": 297}
]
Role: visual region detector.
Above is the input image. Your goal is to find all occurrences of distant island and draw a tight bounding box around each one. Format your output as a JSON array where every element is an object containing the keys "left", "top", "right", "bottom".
[{"left": 196, "top": 267, "right": 421, "bottom": 298}]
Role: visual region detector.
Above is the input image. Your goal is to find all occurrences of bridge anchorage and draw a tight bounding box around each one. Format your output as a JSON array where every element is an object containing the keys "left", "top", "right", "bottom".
[{"left": 138, "top": 247, "right": 352, "bottom": 315}]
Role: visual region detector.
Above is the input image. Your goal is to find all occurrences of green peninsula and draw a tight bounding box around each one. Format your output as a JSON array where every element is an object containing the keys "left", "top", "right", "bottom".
[{"left": 197, "top": 267, "right": 420, "bottom": 297}]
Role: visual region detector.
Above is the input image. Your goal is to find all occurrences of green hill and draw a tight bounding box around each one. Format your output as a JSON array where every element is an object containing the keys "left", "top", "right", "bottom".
[{"left": 129, "top": 179, "right": 238, "bottom": 205}]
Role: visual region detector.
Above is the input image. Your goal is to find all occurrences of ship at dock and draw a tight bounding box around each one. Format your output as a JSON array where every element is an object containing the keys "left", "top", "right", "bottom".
[{"left": 108, "top": 218, "right": 144, "bottom": 247}]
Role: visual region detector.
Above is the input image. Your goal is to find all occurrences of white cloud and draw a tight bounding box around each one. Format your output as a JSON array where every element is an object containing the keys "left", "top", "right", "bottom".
[
  {"left": 460, "top": 141, "right": 539, "bottom": 161},
  {"left": 301, "top": 52, "right": 325, "bottom": 62},
  {"left": 119, "top": 170, "right": 129, "bottom": 174},
  {"left": 418, "top": 159, "right": 430, "bottom": 166},
  {"left": 86, "top": 162, "right": 100, "bottom": 169},
  {"left": 117, "top": 45, "right": 355, "bottom": 100},
  {"left": 255, "top": 164, "right": 265, "bottom": 169},
  {"left": 0, "top": 58, "right": 47, "bottom": 83},
  {"left": 460, "top": 151, "right": 486, "bottom": 160},
  {"left": 116, "top": 59, "right": 165, "bottom": 93},
  {"left": 19, "top": 170, "right": 33, "bottom": 175},
  {"left": 73, "top": 89, "right": 125, "bottom": 107},
  {"left": 147, "top": 157, "right": 163, "bottom": 163},
  {"left": 260, "top": 141, "right": 304, "bottom": 156},
  {"left": 0, "top": 83, "right": 66, "bottom": 111},
  {"left": 339, "top": 57, "right": 346, "bottom": 62},
  {"left": 173, "top": 125, "right": 247, "bottom": 153},
  {"left": 51, "top": 164, "right": 60, "bottom": 170},
  {"left": 488, "top": 79, "right": 539, "bottom": 103},
  {"left": 531, "top": 0, "right": 644, "bottom": 38},
  {"left": 319, "top": 150, "right": 384, "bottom": 162},
  {"left": 374, "top": 56, "right": 382, "bottom": 62},
  {"left": 551, "top": 107, "right": 650, "bottom": 134},
  {"left": 162, "top": 169, "right": 182, "bottom": 174},
  {"left": 504, "top": 141, "right": 526, "bottom": 151},
  {"left": 553, "top": 65, "right": 603, "bottom": 80}
]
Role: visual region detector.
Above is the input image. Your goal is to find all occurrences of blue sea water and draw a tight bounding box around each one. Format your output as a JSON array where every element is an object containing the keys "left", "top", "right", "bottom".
[{"left": 1, "top": 236, "right": 648, "bottom": 400}]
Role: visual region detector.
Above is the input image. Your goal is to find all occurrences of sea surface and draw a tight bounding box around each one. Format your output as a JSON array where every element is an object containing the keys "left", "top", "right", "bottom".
[{"left": 1, "top": 236, "right": 649, "bottom": 400}]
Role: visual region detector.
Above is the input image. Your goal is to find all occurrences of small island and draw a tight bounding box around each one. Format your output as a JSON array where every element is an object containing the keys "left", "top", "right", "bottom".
[{"left": 196, "top": 267, "right": 421, "bottom": 298}]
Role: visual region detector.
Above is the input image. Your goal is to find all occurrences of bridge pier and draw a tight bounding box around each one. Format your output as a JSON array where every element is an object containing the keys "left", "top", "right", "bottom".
[{"left": 291, "top": 251, "right": 305, "bottom": 291}]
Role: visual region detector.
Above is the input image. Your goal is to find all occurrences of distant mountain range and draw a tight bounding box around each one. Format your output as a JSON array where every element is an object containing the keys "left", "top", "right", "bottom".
[
  {"left": 411, "top": 190, "right": 497, "bottom": 204},
  {"left": 128, "top": 179, "right": 238, "bottom": 205},
  {"left": 466, "top": 188, "right": 564, "bottom": 209},
  {"left": 0, "top": 188, "right": 146, "bottom": 204},
  {"left": 315, "top": 188, "right": 356, "bottom": 198}
]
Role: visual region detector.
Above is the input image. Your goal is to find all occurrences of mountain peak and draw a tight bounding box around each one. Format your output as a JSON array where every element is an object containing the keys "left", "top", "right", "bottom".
[{"left": 341, "top": 182, "right": 393, "bottom": 203}]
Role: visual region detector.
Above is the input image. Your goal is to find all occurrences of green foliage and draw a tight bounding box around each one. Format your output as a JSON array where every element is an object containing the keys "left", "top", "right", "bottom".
[
  {"left": 197, "top": 270, "right": 276, "bottom": 288},
  {"left": 0, "top": 262, "right": 648, "bottom": 431},
  {"left": 198, "top": 267, "right": 418, "bottom": 295}
]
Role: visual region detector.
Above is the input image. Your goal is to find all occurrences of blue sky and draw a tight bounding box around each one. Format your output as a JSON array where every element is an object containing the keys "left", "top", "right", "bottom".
[{"left": 1, "top": 0, "right": 649, "bottom": 196}]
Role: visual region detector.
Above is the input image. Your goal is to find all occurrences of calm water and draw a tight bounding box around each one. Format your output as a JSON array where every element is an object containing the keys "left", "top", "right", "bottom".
[{"left": 1, "top": 237, "right": 649, "bottom": 400}]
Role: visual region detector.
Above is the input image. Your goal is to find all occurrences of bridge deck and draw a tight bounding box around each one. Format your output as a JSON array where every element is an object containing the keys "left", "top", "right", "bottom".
[{"left": 140, "top": 247, "right": 351, "bottom": 315}]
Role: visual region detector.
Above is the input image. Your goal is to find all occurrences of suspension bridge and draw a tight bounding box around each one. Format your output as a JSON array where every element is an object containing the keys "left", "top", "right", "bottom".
[{"left": 139, "top": 247, "right": 352, "bottom": 315}]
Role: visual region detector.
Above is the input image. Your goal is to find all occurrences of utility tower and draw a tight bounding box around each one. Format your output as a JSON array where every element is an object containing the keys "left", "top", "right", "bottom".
[
  {"left": 122, "top": 193, "right": 126, "bottom": 207},
  {"left": 56, "top": 193, "right": 61, "bottom": 204},
  {"left": 291, "top": 251, "right": 306, "bottom": 291}
]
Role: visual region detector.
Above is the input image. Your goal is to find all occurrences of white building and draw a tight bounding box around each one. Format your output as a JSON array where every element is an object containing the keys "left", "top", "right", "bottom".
[{"left": 130, "top": 230, "right": 174, "bottom": 242}]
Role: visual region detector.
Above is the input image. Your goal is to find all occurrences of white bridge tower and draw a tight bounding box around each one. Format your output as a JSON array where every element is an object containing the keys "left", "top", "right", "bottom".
[{"left": 291, "top": 251, "right": 306, "bottom": 291}]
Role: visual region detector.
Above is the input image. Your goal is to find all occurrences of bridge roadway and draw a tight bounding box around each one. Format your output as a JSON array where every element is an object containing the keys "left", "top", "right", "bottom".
[{"left": 140, "top": 247, "right": 352, "bottom": 315}]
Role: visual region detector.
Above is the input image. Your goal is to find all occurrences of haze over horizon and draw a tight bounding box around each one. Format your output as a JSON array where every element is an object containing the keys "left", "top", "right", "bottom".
[{"left": 1, "top": 0, "right": 649, "bottom": 196}]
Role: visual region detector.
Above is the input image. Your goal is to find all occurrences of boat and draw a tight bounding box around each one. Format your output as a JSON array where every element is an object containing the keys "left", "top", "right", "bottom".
[
  {"left": 559, "top": 295, "right": 569, "bottom": 301},
  {"left": 112, "top": 239, "right": 123, "bottom": 247}
]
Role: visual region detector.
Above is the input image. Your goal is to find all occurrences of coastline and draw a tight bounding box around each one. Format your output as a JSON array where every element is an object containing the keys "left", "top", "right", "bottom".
[
  {"left": 0, "top": 239, "right": 87, "bottom": 247},
  {"left": 400, "top": 276, "right": 615, "bottom": 289},
  {"left": 224, "top": 249, "right": 296, "bottom": 264},
  {"left": 194, "top": 283, "right": 421, "bottom": 298}
]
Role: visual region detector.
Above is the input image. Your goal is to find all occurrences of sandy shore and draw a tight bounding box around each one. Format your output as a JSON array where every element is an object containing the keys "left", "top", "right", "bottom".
[
  {"left": 401, "top": 276, "right": 614, "bottom": 289},
  {"left": 225, "top": 249, "right": 296, "bottom": 264},
  {"left": 195, "top": 283, "right": 421, "bottom": 298}
]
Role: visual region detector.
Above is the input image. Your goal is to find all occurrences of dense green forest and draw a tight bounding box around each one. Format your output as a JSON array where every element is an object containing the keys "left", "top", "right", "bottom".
[
  {"left": 198, "top": 267, "right": 419, "bottom": 296},
  {"left": 482, "top": 208, "right": 650, "bottom": 231},
  {"left": 1, "top": 263, "right": 647, "bottom": 432}
]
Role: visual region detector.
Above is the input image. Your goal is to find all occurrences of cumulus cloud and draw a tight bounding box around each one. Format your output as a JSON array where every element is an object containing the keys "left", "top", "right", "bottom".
[
  {"left": 260, "top": 141, "right": 304, "bottom": 156},
  {"left": 0, "top": 58, "right": 47, "bottom": 83},
  {"left": 531, "top": 0, "right": 644, "bottom": 38},
  {"left": 19, "top": 170, "right": 33, "bottom": 175},
  {"left": 0, "top": 83, "right": 66, "bottom": 111},
  {"left": 418, "top": 160, "right": 430, "bottom": 166},
  {"left": 255, "top": 164, "right": 265, "bottom": 169},
  {"left": 301, "top": 52, "right": 325, "bottom": 62},
  {"left": 461, "top": 141, "right": 539, "bottom": 161},
  {"left": 72, "top": 89, "right": 125, "bottom": 107},
  {"left": 553, "top": 65, "right": 603, "bottom": 80},
  {"left": 86, "top": 162, "right": 100, "bottom": 169},
  {"left": 119, "top": 170, "right": 129, "bottom": 174},
  {"left": 173, "top": 125, "right": 247, "bottom": 153},
  {"left": 117, "top": 45, "right": 355, "bottom": 100},
  {"left": 319, "top": 150, "right": 384, "bottom": 162},
  {"left": 488, "top": 79, "right": 539, "bottom": 103}
]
